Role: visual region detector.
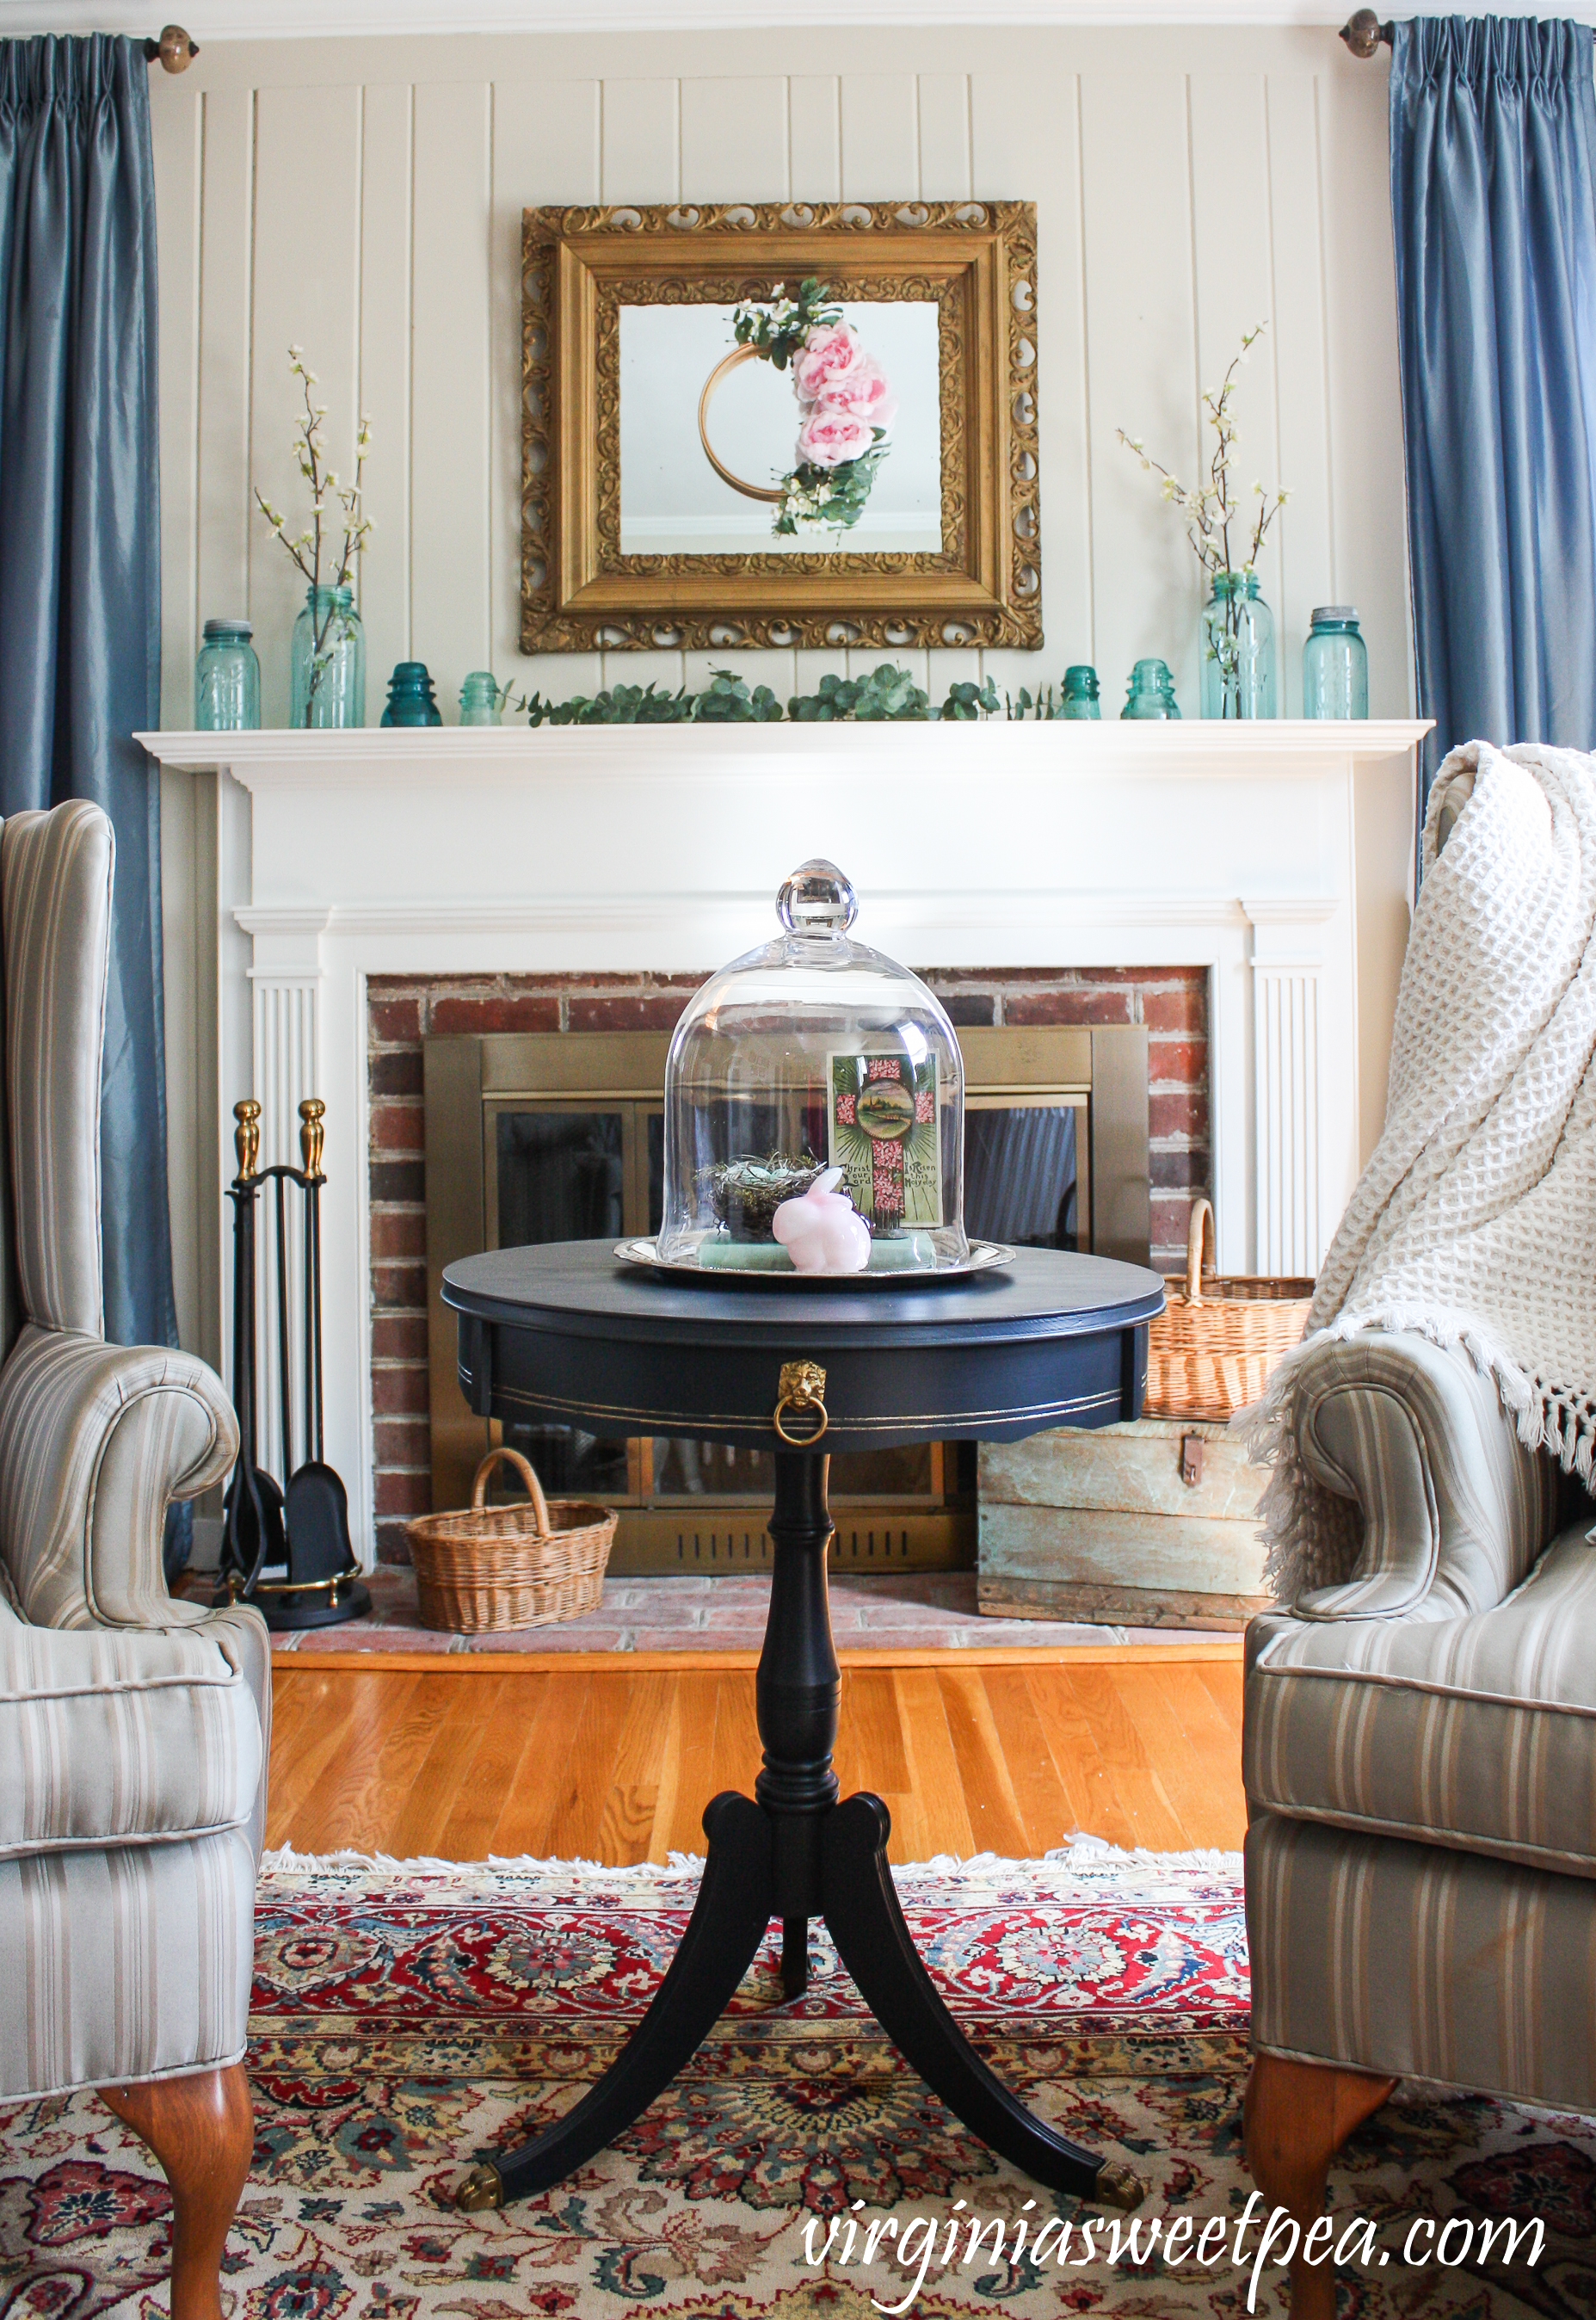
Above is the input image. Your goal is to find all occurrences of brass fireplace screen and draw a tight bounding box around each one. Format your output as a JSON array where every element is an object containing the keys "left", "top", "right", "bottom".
[{"left": 424, "top": 1025, "right": 1149, "bottom": 1574}]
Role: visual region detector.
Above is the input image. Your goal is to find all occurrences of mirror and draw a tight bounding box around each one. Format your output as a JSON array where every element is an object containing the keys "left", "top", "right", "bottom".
[
  {"left": 521, "top": 201, "right": 1041, "bottom": 654},
  {"left": 618, "top": 297, "right": 943, "bottom": 556}
]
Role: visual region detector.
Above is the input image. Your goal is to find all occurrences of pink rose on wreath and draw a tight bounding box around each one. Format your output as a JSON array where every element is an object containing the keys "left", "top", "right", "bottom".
[
  {"left": 816, "top": 355, "right": 897, "bottom": 431},
  {"left": 792, "top": 322, "right": 867, "bottom": 404},
  {"left": 796, "top": 404, "right": 877, "bottom": 468}
]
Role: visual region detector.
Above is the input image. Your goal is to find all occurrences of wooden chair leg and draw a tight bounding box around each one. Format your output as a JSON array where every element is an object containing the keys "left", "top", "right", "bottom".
[
  {"left": 1244, "top": 2052, "right": 1394, "bottom": 2320},
  {"left": 100, "top": 2060, "right": 252, "bottom": 2320}
]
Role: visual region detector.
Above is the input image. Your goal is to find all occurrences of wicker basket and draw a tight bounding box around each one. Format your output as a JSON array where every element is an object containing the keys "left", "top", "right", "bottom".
[
  {"left": 405, "top": 1447, "right": 617, "bottom": 1634},
  {"left": 1143, "top": 1197, "right": 1315, "bottom": 1422}
]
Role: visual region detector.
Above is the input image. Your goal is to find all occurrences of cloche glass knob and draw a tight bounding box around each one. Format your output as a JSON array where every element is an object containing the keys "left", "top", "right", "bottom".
[{"left": 776, "top": 858, "right": 858, "bottom": 936}]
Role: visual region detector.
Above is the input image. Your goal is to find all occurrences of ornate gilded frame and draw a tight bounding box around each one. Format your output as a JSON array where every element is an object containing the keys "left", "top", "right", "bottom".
[{"left": 521, "top": 201, "right": 1040, "bottom": 654}]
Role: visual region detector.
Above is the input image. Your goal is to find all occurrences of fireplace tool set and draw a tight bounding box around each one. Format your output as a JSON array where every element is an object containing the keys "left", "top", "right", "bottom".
[{"left": 217, "top": 1095, "right": 370, "bottom": 1629}]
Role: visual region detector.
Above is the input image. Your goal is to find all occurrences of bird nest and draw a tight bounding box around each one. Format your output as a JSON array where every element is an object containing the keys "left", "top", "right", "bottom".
[{"left": 701, "top": 1152, "right": 826, "bottom": 1242}]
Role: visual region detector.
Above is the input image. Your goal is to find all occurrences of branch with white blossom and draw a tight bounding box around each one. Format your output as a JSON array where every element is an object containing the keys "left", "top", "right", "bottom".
[
  {"left": 1117, "top": 323, "right": 1289, "bottom": 583},
  {"left": 253, "top": 347, "right": 373, "bottom": 720}
]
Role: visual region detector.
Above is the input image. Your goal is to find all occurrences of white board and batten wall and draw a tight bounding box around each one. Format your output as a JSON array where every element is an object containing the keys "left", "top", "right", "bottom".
[{"left": 148, "top": 25, "right": 1412, "bottom": 1376}]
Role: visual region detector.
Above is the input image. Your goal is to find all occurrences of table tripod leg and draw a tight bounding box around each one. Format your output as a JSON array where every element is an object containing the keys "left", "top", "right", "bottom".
[
  {"left": 821, "top": 1792, "right": 1127, "bottom": 2204},
  {"left": 456, "top": 1791, "right": 773, "bottom": 2208},
  {"left": 780, "top": 1916, "right": 810, "bottom": 1997}
]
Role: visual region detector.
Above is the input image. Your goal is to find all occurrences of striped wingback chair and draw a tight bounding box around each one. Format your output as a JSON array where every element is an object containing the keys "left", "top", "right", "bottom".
[
  {"left": 1242, "top": 1328, "right": 1575, "bottom": 2316},
  {"left": 0, "top": 801, "right": 264, "bottom": 2320}
]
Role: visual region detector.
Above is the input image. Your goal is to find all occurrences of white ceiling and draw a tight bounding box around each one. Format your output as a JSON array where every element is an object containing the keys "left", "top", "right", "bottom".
[{"left": 0, "top": 0, "right": 1589, "bottom": 34}]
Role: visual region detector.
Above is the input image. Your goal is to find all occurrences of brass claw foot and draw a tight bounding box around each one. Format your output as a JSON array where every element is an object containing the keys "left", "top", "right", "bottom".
[
  {"left": 1093, "top": 2160, "right": 1147, "bottom": 2212},
  {"left": 455, "top": 2162, "right": 504, "bottom": 2212}
]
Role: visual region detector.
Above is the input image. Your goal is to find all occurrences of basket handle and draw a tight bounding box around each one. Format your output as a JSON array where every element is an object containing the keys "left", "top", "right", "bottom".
[
  {"left": 1184, "top": 1196, "right": 1217, "bottom": 1305},
  {"left": 470, "top": 1447, "right": 551, "bottom": 1537}
]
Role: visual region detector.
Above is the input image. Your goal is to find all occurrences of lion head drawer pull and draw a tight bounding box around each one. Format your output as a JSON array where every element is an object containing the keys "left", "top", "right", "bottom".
[{"left": 773, "top": 1361, "right": 829, "bottom": 1445}]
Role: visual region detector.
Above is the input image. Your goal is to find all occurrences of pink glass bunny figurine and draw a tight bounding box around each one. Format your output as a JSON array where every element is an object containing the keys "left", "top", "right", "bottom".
[{"left": 772, "top": 1166, "right": 871, "bottom": 1274}]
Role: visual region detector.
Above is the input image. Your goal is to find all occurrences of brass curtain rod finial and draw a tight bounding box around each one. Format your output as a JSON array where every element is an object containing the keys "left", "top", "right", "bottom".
[
  {"left": 145, "top": 26, "right": 198, "bottom": 72},
  {"left": 1340, "top": 10, "right": 1390, "bottom": 58}
]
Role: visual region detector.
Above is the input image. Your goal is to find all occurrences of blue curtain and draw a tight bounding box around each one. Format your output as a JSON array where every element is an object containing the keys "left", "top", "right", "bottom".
[
  {"left": 0, "top": 36, "right": 176, "bottom": 1364},
  {"left": 1391, "top": 17, "right": 1596, "bottom": 801}
]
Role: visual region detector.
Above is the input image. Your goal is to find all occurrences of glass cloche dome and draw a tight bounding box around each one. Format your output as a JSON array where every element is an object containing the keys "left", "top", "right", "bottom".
[{"left": 657, "top": 860, "right": 967, "bottom": 1274}]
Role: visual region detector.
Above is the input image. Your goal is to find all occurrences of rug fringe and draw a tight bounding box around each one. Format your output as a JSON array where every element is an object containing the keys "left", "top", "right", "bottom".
[{"left": 261, "top": 1837, "right": 1242, "bottom": 1881}]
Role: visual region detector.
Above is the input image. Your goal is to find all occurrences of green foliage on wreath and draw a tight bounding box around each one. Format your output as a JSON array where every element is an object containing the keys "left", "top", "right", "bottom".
[
  {"left": 732, "top": 277, "right": 840, "bottom": 370},
  {"left": 773, "top": 444, "right": 890, "bottom": 535}
]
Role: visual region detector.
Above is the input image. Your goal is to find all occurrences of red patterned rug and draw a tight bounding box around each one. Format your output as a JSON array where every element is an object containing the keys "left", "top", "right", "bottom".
[{"left": 3, "top": 1844, "right": 1590, "bottom": 2317}]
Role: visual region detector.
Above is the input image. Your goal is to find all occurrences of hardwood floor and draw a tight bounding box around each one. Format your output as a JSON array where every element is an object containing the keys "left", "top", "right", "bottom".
[{"left": 267, "top": 1644, "right": 1247, "bottom": 1863}]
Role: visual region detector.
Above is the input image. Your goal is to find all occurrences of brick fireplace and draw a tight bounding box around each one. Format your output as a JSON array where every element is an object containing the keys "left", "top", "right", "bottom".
[{"left": 367, "top": 964, "right": 1211, "bottom": 1566}]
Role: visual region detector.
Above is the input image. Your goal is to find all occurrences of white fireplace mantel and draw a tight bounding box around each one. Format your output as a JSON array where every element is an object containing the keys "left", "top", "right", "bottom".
[{"left": 142, "top": 718, "right": 1428, "bottom": 1568}]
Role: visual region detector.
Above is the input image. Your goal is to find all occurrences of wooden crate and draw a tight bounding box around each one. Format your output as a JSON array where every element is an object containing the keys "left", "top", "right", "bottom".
[{"left": 977, "top": 1417, "right": 1269, "bottom": 1630}]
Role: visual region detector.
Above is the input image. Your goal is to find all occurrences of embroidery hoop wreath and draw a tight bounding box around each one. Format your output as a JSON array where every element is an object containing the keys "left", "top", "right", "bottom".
[{"left": 704, "top": 278, "right": 894, "bottom": 539}]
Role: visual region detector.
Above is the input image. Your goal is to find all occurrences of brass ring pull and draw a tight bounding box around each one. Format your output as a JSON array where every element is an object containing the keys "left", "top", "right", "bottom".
[
  {"left": 698, "top": 344, "right": 785, "bottom": 504},
  {"left": 773, "top": 1360, "right": 829, "bottom": 1445}
]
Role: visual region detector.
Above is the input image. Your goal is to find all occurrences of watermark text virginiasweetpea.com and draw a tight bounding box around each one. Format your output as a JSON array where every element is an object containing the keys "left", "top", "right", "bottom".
[{"left": 800, "top": 2189, "right": 1546, "bottom": 2313}]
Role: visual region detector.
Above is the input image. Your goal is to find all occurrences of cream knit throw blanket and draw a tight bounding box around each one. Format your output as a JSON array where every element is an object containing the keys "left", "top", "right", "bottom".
[{"left": 1250, "top": 738, "right": 1596, "bottom": 1601}]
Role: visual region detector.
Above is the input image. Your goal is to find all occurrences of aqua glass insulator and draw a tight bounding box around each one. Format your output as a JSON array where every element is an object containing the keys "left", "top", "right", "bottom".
[
  {"left": 1061, "top": 665, "right": 1100, "bottom": 719},
  {"left": 1121, "top": 657, "right": 1180, "bottom": 719},
  {"left": 459, "top": 670, "right": 502, "bottom": 725},
  {"left": 380, "top": 660, "right": 443, "bottom": 727}
]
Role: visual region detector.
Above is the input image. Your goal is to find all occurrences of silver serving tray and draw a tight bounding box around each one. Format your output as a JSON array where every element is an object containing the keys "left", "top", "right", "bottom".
[{"left": 613, "top": 1237, "right": 1015, "bottom": 1286}]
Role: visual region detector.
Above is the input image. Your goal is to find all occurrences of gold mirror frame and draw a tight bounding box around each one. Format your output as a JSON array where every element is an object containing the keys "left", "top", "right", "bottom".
[{"left": 521, "top": 201, "right": 1041, "bottom": 655}]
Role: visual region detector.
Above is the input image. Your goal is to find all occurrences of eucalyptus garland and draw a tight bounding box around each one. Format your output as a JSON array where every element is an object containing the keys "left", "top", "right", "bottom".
[{"left": 519, "top": 665, "right": 1001, "bottom": 726}]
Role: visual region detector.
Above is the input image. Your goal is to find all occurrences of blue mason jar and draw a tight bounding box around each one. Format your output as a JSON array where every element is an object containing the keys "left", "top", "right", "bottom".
[
  {"left": 1303, "top": 606, "right": 1369, "bottom": 719},
  {"left": 194, "top": 619, "right": 260, "bottom": 731},
  {"left": 1201, "top": 571, "right": 1276, "bottom": 718},
  {"left": 291, "top": 585, "right": 366, "bottom": 728}
]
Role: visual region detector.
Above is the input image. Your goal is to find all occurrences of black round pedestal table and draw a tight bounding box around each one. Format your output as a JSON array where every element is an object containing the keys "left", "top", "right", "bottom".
[{"left": 441, "top": 1241, "right": 1164, "bottom": 2215}]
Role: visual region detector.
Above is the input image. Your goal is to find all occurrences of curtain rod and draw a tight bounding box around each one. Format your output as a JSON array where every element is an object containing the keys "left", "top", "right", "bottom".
[
  {"left": 145, "top": 24, "right": 197, "bottom": 71},
  {"left": 1340, "top": 9, "right": 1595, "bottom": 55}
]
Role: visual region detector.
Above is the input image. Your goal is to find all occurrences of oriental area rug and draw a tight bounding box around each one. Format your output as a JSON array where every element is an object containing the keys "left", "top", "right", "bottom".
[{"left": 3, "top": 1845, "right": 1593, "bottom": 2320}]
